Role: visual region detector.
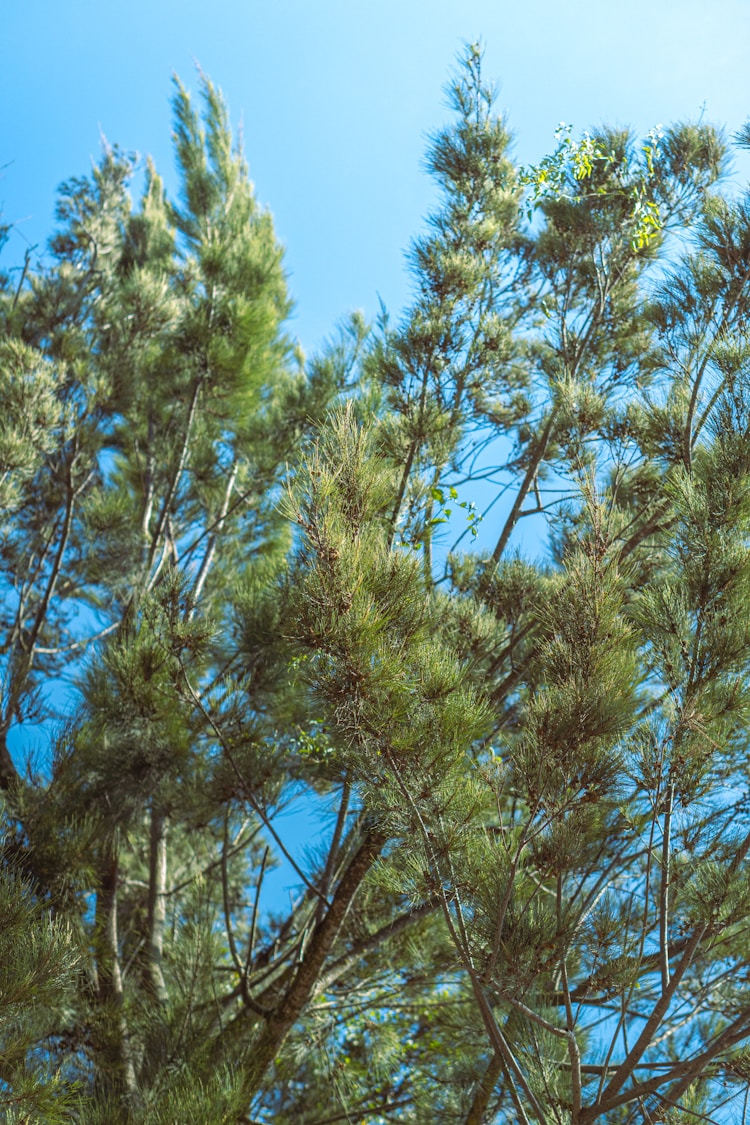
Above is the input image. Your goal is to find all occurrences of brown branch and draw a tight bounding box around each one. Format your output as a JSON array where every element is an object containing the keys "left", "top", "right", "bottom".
[
  {"left": 465, "top": 1052, "right": 503, "bottom": 1125},
  {"left": 469, "top": 982, "right": 547, "bottom": 1125},
  {"left": 486, "top": 407, "right": 558, "bottom": 573},
  {"left": 315, "top": 777, "right": 351, "bottom": 925},
  {"left": 588, "top": 921, "right": 710, "bottom": 1114},
  {"left": 239, "top": 824, "right": 386, "bottom": 1100},
  {"left": 145, "top": 374, "right": 204, "bottom": 587},
  {"left": 10, "top": 247, "right": 32, "bottom": 312},
  {"left": 179, "top": 662, "right": 329, "bottom": 903},
  {"left": 0, "top": 469, "right": 77, "bottom": 791},
  {"left": 222, "top": 809, "right": 246, "bottom": 986},
  {"left": 558, "top": 875, "right": 582, "bottom": 1124},
  {"left": 317, "top": 898, "right": 441, "bottom": 992},
  {"left": 191, "top": 460, "right": 238, "bottom": 608},
  {"left": 659, "top": 780, "right": 674, "bottom": 993},
  {"left": 0, "top": 732, "right": 20, "bottom": 792},
  {"left": 584, "top": 1007, "right": 750, "bottom": 1119},
  {"left": 244, "top": 845, "right": 269, "bottom": 980}
]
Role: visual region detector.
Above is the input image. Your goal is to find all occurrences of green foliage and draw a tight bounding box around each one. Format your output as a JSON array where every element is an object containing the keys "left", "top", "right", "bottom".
[
  {"left": 521, "top": 122, "right": 666, "bottom": 249},
  {"left": 3, "top": 42, "right": 750, "bottom": 1125},
  {"left": 0, "top": 860, "right": 82, "bottom": 1122}
]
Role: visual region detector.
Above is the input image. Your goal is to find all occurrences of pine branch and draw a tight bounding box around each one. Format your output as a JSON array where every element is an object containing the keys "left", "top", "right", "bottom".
[
  {"left": 240, "top": 824, "right": 386, "bottom": 1099},
  {"left": 191, "top": 460, "right": 238, "bottom": 608},
  {"left": 464, "top": 1052, "right": 503, "bottom": 1125},
  {"left": 317, "top": 898, "right": 442, "bottom": 992}
]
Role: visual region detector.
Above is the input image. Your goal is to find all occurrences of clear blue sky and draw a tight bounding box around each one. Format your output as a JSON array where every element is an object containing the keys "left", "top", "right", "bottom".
[{"left": 3, "top": 0, "right": 750, "bottom": 357}]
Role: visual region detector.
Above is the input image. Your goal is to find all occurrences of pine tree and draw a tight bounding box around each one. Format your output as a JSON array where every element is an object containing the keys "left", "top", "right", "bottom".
[{"left": 4, "top": 43, "right": 750, "bottom": 1125}]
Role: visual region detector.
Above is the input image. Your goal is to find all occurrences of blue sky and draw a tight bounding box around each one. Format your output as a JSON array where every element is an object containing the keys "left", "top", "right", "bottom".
[{"left": 3, "top": 0, "right": 750, "bottom": 358}]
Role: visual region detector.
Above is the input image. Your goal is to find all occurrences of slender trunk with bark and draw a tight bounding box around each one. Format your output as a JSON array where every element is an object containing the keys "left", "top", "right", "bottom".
[
  {"left": 240, "top": 826, "right": 386, "bottom": 1100},
  {"left": 94, "top": 840, "right": 140, "bottom": 1114},
  {"left": 146, "top": 807, "right": 169, "bottom": 1004},
  {"left": 464, "top": 1052, "right": 503, "bottom": 1125}
]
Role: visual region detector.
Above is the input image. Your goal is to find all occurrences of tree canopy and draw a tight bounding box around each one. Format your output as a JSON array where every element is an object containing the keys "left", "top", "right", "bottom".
[{"left": 3, "top": 44, "right": 750, "bottom": 1124}]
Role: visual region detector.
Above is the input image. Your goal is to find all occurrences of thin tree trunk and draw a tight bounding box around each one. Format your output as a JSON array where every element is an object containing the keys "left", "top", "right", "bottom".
[
  {"left": 465, "top": 1052, "right": 503, "bottom": 1125},
  {"left": 146, "top": 807, "right": 169, "bottom": 1004},
  {"left": 139, "top": 808, "right": 170, "bottom": 1087},
  {"left": 240, "top": 826, "right": 386, "bottom": 1099},
  {"left": 191, "top": 461, "right": 238, "bottom": 607},
  {"left": 487, "top": 408, "right": 557, "bottom": 573},
  {"left": 0, "top": 731, "right": 20, "bottom": 791},
  {"left": 94, "top": 841, "right": 140, "bottom": 1112}
]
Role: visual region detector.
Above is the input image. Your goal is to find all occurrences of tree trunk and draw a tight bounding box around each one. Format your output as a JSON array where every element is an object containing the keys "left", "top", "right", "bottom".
[
  {"left": 146, "top": 807, "right": 169, "bottom": 1004},
  {"left": 240, "top": 825, "right": 386, "bottom": 1101},
  {"left": 93, "top": 840, "right": 140, "bottom": 1114},
  {"left": 465, "top": 1052, "right": 503, "bottom": 1125}
]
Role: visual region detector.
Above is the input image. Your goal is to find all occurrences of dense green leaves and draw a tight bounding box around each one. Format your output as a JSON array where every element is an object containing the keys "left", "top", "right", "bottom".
[{"left": 4, "top": 43, "right": 750, "bottom": 1125}]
